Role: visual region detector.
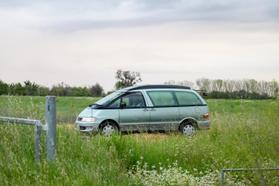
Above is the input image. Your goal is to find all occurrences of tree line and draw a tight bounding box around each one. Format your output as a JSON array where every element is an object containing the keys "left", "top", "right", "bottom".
[
  {"left": 0, "top": 80, "right": 104, "bottom": 97},
  {"left": 0, "top": 69, "right": 141, "bottom": 97},
  {"left": 0, "top": 69, "right": 278, "bottom": 99},
  {"left": 196, "top": 78, "right": 278, "bottom": 99}
]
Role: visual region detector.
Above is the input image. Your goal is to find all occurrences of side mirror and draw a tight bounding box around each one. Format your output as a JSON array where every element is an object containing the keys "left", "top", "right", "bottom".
[{"left": 120, "top": 102, "right": 126, "bottom": 109}]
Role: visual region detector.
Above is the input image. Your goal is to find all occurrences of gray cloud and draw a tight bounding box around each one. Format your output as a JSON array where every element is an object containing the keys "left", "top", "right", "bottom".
[
  {"left": 1, "top": 0, "right": 279, "bottom": 31},
  {"left": 0, "top": 0, "right": 278, "bottom": 90}
]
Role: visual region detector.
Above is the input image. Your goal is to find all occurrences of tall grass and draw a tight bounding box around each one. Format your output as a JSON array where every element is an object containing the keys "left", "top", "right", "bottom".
[
  {"left": 0, "top": 96, "right": 98, "bottom": 123},
  {"left": 0, "top": 96, "right": 278, "bottom": 185},
  {"left": 0, "top": 125, "right": 133, "bottom": 186}
]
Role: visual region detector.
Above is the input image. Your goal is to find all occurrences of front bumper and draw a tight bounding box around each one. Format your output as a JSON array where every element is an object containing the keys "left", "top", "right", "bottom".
[{"left": 75, "top": 121, "right": 99, "bottom": 133}]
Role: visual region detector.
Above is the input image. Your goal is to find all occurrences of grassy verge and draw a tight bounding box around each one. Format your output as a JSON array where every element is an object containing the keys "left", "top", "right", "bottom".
[{"left": 0, "top": 96, "right": 278, "bottom": 185}]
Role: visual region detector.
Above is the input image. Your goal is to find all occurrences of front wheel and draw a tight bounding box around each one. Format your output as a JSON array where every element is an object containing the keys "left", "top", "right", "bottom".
[
  {"left": 100, "top": 121, "right": 119, "bottom": 136},
  {"left": 179, "top": 121, "right": 196, "bottom": 136}
]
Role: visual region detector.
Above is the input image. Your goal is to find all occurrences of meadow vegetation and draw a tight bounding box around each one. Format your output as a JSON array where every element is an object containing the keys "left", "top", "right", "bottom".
[{"left": 0, "top": 96, "right": 278, "bottom": 185}]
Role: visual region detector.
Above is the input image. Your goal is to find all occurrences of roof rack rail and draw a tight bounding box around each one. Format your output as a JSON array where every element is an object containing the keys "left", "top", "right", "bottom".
[{"left": 129, "top": 85, "right": 191, "bottom": 91}]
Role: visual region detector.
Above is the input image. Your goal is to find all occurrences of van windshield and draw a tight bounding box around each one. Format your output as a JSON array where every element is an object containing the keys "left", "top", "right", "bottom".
[{"left": 95, "top": 91, "right": 123, "bottom": 106}]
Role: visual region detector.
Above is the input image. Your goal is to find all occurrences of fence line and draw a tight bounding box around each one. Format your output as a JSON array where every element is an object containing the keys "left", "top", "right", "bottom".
[
  {"left": 0, "top": 116, "right": 43, "bottom": 161},
  {"left": 0, "top": 96, "right": 56, "bottom": 162},
  {"left": 0, "top": 116, "right": 42, "bottom": 126}
]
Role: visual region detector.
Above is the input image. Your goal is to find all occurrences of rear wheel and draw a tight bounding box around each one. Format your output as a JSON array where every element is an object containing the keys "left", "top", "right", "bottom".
[
  {"left": 179, "top": 121, "right": 196, "bottom": 136},
  {"left": 100, "top": 120, "right": 119, "bottom": 136}
]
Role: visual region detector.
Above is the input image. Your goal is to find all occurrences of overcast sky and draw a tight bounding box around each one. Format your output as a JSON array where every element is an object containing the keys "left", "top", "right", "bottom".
[{"left": 0, "top": 0, "right": 278, "bottom": 90}]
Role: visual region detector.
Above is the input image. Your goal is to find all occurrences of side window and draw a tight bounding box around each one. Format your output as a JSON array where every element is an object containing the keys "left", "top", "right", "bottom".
[
  {"left": 175, "top": 91, "right": 202, "bottom": 105},
  {"left": 147, "top": 91, "right": 177, "bottom": 106},
  {"left": 122, "top": 92, "right": 146, "bottom": 108},
  {"left": 107, "top": 92, "right": 145, "bottom": 108},
  {"left": 107, "top": 97, "right": 121, "bottom": 108}
]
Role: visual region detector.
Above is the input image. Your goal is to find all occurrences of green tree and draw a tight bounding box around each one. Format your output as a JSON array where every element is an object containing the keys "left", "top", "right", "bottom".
[
  {"left": 50, "top": 83, "right": 67, "bottom": 96},
  {"left": 115, "top": 69, "right": 142, "bottom": 89},
  {"left": 0, "top": 80, "right": 9, "bottom": 95},
  {"left": 38, "top": 86, "right": 50, "bottom": 96},
  {"left": 90, "top": 83, "right": 104, "bottom": 97},
  {"left": 14, "top": 83, "right": 25, "bottom": 95},
  {"left": 71, "top": 87, "right": 90, "bottom": 97},
  {"left": 8, "top": 83, "right": 25, "bottom": 95},
  {"left": 24, "top": 80, "right": 39, "bottom": 96}
]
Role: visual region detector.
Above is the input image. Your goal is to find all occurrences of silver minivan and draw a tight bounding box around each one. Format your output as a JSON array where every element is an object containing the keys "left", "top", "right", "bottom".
[{"left": 76, "top": 85, "right": 210, "bottom": 136}]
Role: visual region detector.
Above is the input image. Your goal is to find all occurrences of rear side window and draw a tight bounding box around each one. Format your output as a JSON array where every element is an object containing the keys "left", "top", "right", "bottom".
[
  {"left": 147, "top": 91, "right": 177, "bottom": 106},
  {"left": 175, "top": 91, "right": 202, "bottom": 105}
]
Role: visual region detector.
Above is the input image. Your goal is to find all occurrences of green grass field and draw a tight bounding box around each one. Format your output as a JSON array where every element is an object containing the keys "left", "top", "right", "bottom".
[
  {"left": 0, "top": 96, "right": 278, "bottom": 185},
  {"left": 0, "top": 96, "right": 99, "bottom": 123}
]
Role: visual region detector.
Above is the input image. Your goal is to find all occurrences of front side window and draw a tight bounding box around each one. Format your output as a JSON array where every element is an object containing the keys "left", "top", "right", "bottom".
[
  {"left": 175, "top": 91, "right": 202, "bottom": 105},
  {"left": 122, "top": 92, "right": 146, "bottom": 108},
  {"left": 147, "top": 91, "right": 177, "bottom": 106},
  {"left": 95, "top": 90, "right": 123, "bottom": 105},
  {"left": 107, "top": 98, "right": 121, "bottom": 108},
  {"left": 107, "top": 92, "right": 146, "bottom": 108}
]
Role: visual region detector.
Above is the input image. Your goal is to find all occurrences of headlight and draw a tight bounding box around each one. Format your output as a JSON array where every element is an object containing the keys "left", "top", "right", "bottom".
[{"left": 80, "top": 117, "right": 96, "bottom": 122}]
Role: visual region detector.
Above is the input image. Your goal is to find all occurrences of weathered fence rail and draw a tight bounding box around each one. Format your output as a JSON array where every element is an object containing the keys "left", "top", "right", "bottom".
[
  {"left": 0, "top": 96, "right": 56, "bottom": 162},
  {"left": 0, "top": 116, "right": 43, "bottom": 161},
  {"left": 220, "top": 167, "right": 279, "bottom": 185}
]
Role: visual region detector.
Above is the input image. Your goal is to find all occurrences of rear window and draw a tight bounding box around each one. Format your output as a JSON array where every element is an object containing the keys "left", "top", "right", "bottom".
[
  {"left": 147, "top": 91, "right": 177, "bottom": 106},
  {"left": 175, "top": 91, "right": 202, "bottom": 105}
]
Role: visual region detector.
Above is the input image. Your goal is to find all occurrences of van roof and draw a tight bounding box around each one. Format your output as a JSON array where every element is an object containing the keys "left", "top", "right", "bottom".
[{"left": 125, "top": 84, "right": 191, "bottom": 91}]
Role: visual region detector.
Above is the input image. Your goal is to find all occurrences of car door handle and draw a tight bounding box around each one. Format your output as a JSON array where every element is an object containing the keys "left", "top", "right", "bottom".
[{"left": 143, "top": 108, "right": 149, "bottom": 112}]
